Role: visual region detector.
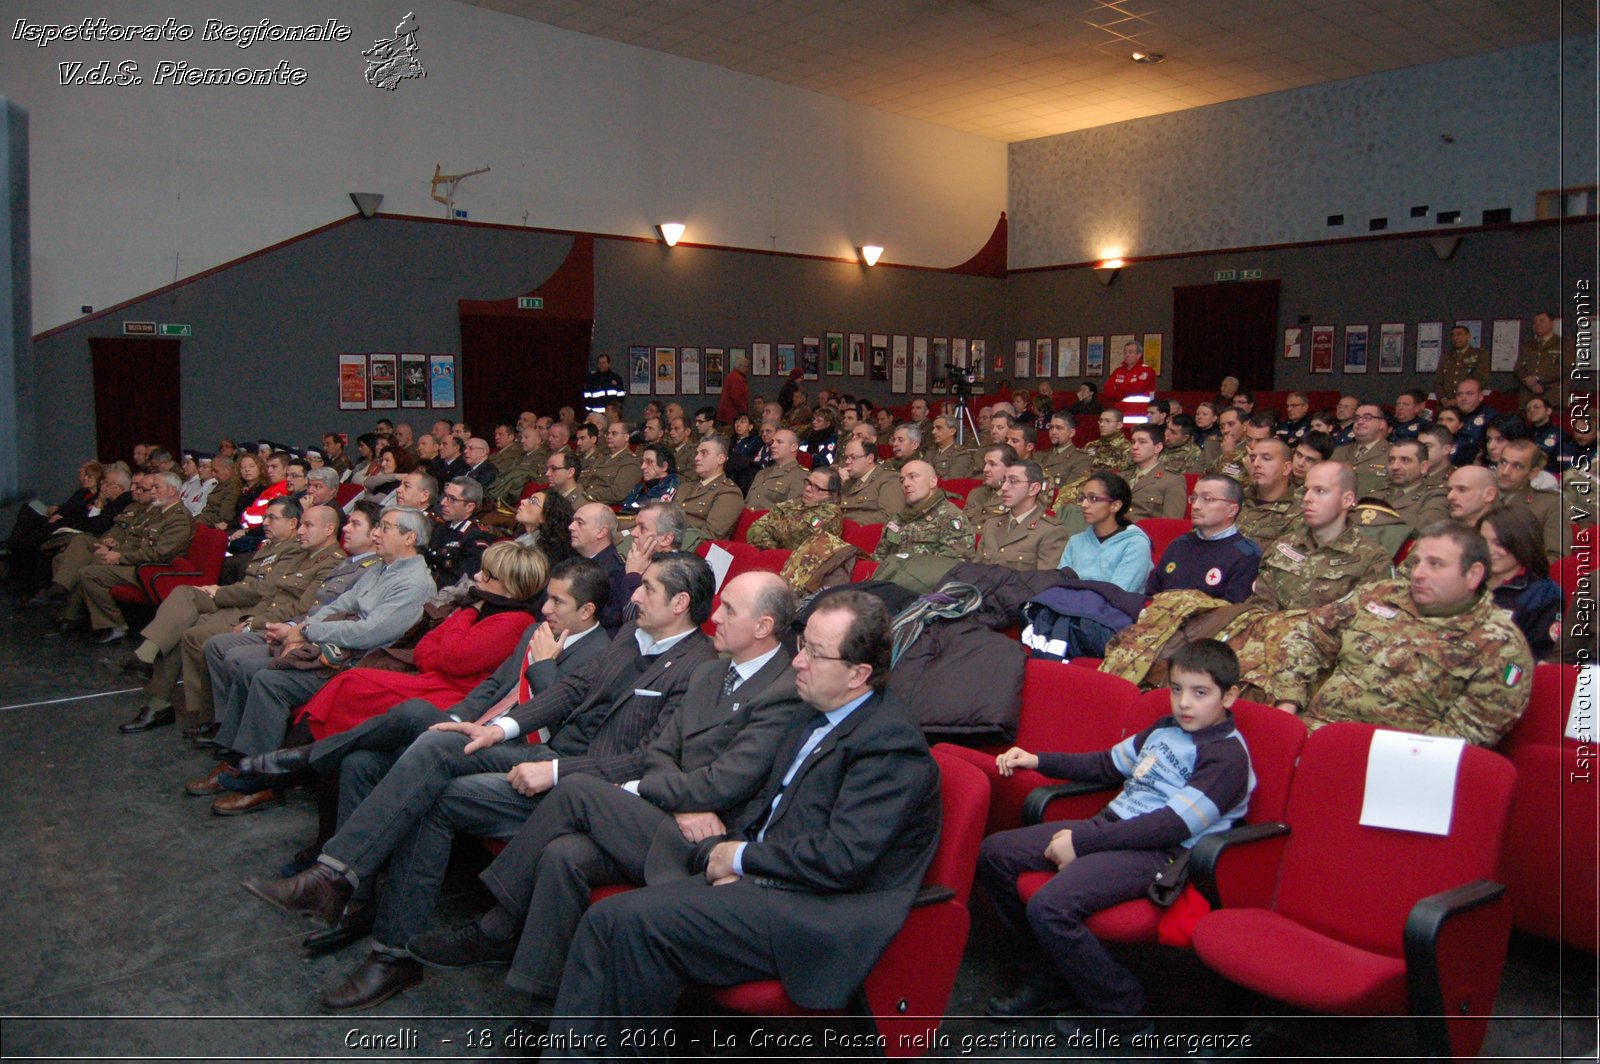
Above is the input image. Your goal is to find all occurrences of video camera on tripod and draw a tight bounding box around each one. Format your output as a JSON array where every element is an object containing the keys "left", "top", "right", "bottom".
[{"left": 943, "top": 362, "right": 976, "bottom": 398}]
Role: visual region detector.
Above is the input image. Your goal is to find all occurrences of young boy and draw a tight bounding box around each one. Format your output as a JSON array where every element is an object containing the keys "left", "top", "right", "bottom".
[{"left": 976, "top": 640, "right": 1254, "bottom": 1042}]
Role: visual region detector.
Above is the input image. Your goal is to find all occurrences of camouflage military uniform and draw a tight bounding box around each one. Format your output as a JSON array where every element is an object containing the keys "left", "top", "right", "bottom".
[
  {"left": 1161, "top": 442, "right": 1207, "bottom": 475},
  {"left": 1203, "top": 440, "right": 1249, "bottom": 485},
  {"left": 1375, "top": 480, "right": 1449, "bottom": 532},
  {"left": 1271, "top": 578, "right": 1534, "bottom": 747},
  {"left": 1083, "top": 433, "right": 1131, "bottom": 472},
  {"left": 872, "top": 493, "right": 975, "bottom": 563},
  {"left": 928, "top": 444, "right": 979, "bottom": 481},
  {"left": 745, "top": 500, "right": 843, "bottom": 551},
  {"left": 1040, "top": 445, "right": 1091, "bottom": 492},
  {"left": 963, "top": 483, "right": 1008, "bottom": 526},
  {"left": 1237, "top": 491, "right": 1298, "bottom": 547}
]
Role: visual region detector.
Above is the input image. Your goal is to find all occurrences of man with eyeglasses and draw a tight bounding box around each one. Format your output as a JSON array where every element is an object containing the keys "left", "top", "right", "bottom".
[
  {"left": 1331, "top": 403, "right": 1392, "bottom": 496},
  {"left": 544, "top": 452, "right": 585, "bottom": 508},
  {"left": 747, "top": 468, "right": 843, "bottom": 551},
  {"left": 745, "top": 429, "right": 807, "bottom": 510},
  {"left": 548, "top": 590, "right": 940, "bottom": 1047},
  {"left": 873, "top": 460, "right": 974, "bottom": 565},
  {"left": 975, "top": 460, "right": 1070, "bottom": 571},
  {"left": 1122, "top": 426, "right": 1186, "bottom": 521},
  {"left": 837, "top": 438, "right": 905, "bottom": 525},
  {"left": 425, "top": 477, "right": 499, "bottom": 588},
  {"left": 1143, "top": 475, "right": 1260, "bottom": 601},
  {"left": 1275, "top": 392, "right": 1311, "bottom": 447},
  {"left": 578, "top": 420, "right": 643, "bottom": 506}
]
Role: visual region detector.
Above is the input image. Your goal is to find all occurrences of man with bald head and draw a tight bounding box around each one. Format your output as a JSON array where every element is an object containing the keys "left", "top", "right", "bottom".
[
  {"left": 460, "top": 437, "right": 498, "bottom": 491},
  {"left": 746, "top": 428, "right": 806, "bottom": 509},
  {"left": 405, "top": 571, "right": 806, "bottom": 1006},
  {"left": 872, "top": 460, "right": 974, "bottom": 563},
  {"left": 1445, "top": 465, "right": 1502, "bottom": 528}
]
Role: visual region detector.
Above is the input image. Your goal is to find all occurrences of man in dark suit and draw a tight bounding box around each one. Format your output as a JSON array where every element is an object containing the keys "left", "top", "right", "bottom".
[
  {"left": 570, "top": 502, "right": 629, "bottom": 633},
  {"left": 242, "top": 552, "right": 719, "bottom": 1011},
  {"left": 406, "top": 571, "right": 806, "bottom": 1007},
  {"left": 549, "top": 590, "right": 941, "bottom": 1048}
]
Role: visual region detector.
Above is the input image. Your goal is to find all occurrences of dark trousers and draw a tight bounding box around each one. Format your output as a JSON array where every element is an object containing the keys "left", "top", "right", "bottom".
[
  {"left": 551, "top": 877, "right": 782, "bottom": 1060},
  {"left": 480, "top": 773, "right": 691, "bottom": 998},
  {"left": 976, "top": 819, "right": 1171, "bottom": 1016},
  {"left": 308, "top": 699, "right": 452, "bottom": 829}
]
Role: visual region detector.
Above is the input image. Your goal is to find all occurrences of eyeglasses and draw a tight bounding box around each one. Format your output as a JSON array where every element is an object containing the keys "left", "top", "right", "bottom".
[
  {"left": 795, "top": 633, "right": 849, "bottom": 663},
  {"left": 1188, "top": 493, "right": 1230, "bottom": 505},
  {"left": 803, "top": 481, "right": 831, "bottom": 493},
  {"left": 1355, "top": 413, "right": 1386, "bottom": 421},
  {"left": 1080, "top": 493, "right": 1113, "bottom": 504}
]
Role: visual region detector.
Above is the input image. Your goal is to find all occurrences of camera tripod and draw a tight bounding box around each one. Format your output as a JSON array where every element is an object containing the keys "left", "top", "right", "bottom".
[{"left": 948, "top": 388, "right": 981, "bottom": 446}]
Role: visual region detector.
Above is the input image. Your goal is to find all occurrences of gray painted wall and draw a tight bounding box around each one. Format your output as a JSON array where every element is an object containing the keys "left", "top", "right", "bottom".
[{"left": 2, "top": 98, "right": 31, "bottom": 503}]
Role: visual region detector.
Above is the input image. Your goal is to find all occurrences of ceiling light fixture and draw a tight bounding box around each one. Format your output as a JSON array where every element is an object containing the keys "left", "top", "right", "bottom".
[
  {"left": 859, "top": 245, "right": 884, "bottom": 267},
  {"left": 1130, "top": 51, "right": 1164, "bottom": 64},
  {"left": 658, "top": 222, "right": 686, "bottom": 247}
]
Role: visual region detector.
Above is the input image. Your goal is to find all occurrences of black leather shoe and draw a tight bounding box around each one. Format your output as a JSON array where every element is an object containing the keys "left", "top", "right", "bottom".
[
  {"left": 25, "top": 586, "right": 67, "bottom": 609},
  {"left": 188, "top": 723, "right": 222, "bottom": 749},
  {"left": 238, "top": 744, "right": 313, "bottom": 780},
  {"left": 407, "top": 920, "right": 516, "bottom": 970},
  {"left": 319, "top": 951, "right": 422, "bottom": 1012},
  {"left": 302, "top": 900, "right": 376, "bottom": 956},
  {"left": 986, "top": 978, "right": 1077, "bottom": 1018},
  {"left": 102, "top": 654, "right": 154, "bottom": 680},
  {"left": 119, "top": 705, "right": 176, "bottom": 733},
  {"left": 87, "top": 626, "right": 129, "bottom": 646},
  {"left": 242, "top": 862, "right": 354, "bottom": 928}
]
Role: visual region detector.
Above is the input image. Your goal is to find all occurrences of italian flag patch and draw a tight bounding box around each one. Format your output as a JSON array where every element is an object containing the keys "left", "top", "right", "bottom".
[{"left": 1503, "top": 664, "right": 1524, "bottom": 686}]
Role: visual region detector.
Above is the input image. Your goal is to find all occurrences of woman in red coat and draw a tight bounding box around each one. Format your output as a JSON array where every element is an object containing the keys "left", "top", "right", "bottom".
[{"left": 296, "top": 539, "right": 547, "bottom": 740}]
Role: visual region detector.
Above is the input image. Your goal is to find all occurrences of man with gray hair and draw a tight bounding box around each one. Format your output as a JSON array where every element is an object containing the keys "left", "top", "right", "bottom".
[
  {"left": 303, "top": 467, "right": 342, "bottom": 510},
  {"left": 67, "top": 470, "right": 196, "bottom": 644},
  {"left": 186, "top": 506, "right": 436, "bottom": 801}
]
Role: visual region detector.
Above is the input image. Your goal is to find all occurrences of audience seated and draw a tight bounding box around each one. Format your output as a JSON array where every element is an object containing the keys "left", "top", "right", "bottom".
[{"left": 1059, "top": 473, "right": 1152, "bottom": 595}]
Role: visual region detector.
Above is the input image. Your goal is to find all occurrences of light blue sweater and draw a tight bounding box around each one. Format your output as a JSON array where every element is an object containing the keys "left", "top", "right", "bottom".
[{"left": 1059, "top": 524, "right": 1154, "bottom": 593}]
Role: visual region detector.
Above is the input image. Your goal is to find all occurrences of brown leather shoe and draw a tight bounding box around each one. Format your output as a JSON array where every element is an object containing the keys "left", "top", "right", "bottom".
[
  {"left": 183, "top": 761, "right": 231, "bottom": 796},
  {"left": 319, "top": 951, "right": 422, "bottom": 1012},
  {"left": 211, "top": 788, "right": 284, "bottom": 816},
  {"left": 241, "top": 862, "right": 354, "bottom": 927}
]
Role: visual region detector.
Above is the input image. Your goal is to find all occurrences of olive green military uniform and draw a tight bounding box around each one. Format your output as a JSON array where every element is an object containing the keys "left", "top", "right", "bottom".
[
  {"left": 677, "top": 474, "right": 745, "bottom": 540},
  {"left": 1435, "top": 344, "right": 1490, "bottom": 400},
  {"left": 1374, "top": 479, "right": 1449, "bottom": 533},
  {"left": 1161, "top": 441, "right": 1207, "bottom": 475},
  {"left": 579, "top": 447, "right": 644, "bottom": 506},
  {"left": 964, "top": 482, "right": 1009, "bottom": 526},
  {"left": 73, "top": 502, "right": 197, "bottom": 630},
  {"left": 1237, "top": 491, "right": 1298, "bottom": 547},
  {"left": 672, "top": 439, "right": 699, "bottom": 478},
  {"left": 746, "top": 459, "right": 807, "bottom": 511},
  {"left": 49, "top": 501, "right": 152, "bottom": 591},
  {"left": 975, "top": 506, "right": 1070, "bottom": 571},
  {"left": 1271, "top": 578, "right": 1533, "bottom": 747},
  {"left": 1331, "top": 439, "right": 1390, "bottom": 497},
  {"left": 1124, "top": 465, "right": 1186, "bottom": 520},
  {"left": 838, "top": 464, "right": 905, "bottom": 525},
  {"left": 929, "top": 444, "right": 979, "bottom": 481},
  {"left": 1039, "top": 445, "right": 1091, "bottom": 493},
  {"left": 486, "top": 449, "right": 546, "bottom": 507},
  {"left": 1349, "top": 500, "right": 1413, "bottom": 559},
  {"left": 197, "top": 478, "right": 240, "bottom": 528},
  {"left": 745, "top": 500, "right": 842, "bottom": 551},
  {"left": 1083, "top": 433, "right": 1131, "bottom": 472},
  {"left": 1203, "top": 440, "right": 1249, "bottom": 485},
  {"left": 1514, "top": 332, "right": 1577, "bottom": 408},
  {"left": 1504, "top": 488, "right": 1566, "bottom": 560},
  {"left": 872, "top": 493, "right": 975, "bottom": 564}
]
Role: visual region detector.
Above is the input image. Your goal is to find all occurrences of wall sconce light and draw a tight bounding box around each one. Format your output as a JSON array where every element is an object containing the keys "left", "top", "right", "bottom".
[
  {"left": 1094, "top": 259, "right": 1124, "bottom": 286},
  {"left": 658, "top": 222, "right": 686, "bottom": 247},
  {"left": 349, "top": 192, "right": 384, "bottom": 219},
  {"left": 859, "top": 245, "right": 884, "bottom": 267},
  {"left": 1428, "top": 235, "right": 1462, "bottom": 261}
]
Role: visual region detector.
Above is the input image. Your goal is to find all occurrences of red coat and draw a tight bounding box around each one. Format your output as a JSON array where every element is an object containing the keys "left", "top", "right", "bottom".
[
  {"left": 717, "top": 368, "right": 750, "bottom": 425},
  {"left": 296, "top": 604, "right": 538, "bottom": 740},
  {"left": 1102, "top": 362, "right": 1156, "bottom": 403}
]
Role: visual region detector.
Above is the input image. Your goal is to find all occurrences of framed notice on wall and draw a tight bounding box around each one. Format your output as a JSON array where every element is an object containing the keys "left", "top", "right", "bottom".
[
  {"left": 1343, "top": 325, "right": 1369, "bottom": 374},
  {"left": 401, "top": 353, "right": 428, "bottom": 408},
  {"left": 1013, "top": 339, "right": 1031, "bottom": 378},
  {"left": 1309, "top": 326, "right": 1335, "bottom": 374},
  {"left": 801, "top": 336, "right": 821, "bottom": 381},
  {"left": 1491, "top": 319, "right": 1521, "bottom": 372},
  {"left": 970, "top": 338, "right": 986, "bottom": 384},
  {"left": 848, "top": 333, "right": 866, "bottom": 376},
  {"left": 825, "top": 333, "right": 845, "bottom": 376},
  {"left": 891, "top": 335, "right": 909, "bottom": 393},
  {"left": 1085, "top": 336, "right": 1105, "bottom": 376},
  {"left": 1142, "top": 334, "right": 1163, "bottom": 375},
  {"left": 1415, "top": 322, "right": 1443, "bottom": 373},
  {"left": 338, "top": 353, "right": 368, "bottom": 410},
  {"left": 1378, "top": 324, "right": 1405, "bottom": 373},
  {"left": 912, "top": 336, "right": 929, "bottom": 393},
  {"left": 654, "top": 347, "right": 677, "bottom": 394},
  {"left": 428, "top": 354, "right": 457, "bottom": 409},
  {"left": 680, "top": 347, "right": 701, "bottom": 394},
  {"left": 1035, "top": 338, "right": 1053, "bottom": 378},
  {"left": 368, "top": 353, "right": 397, "bottom": 409},
  {"left": 1282, "top": 327, "right": 1303, "bottom": 360},
  {"left": 703, "top": 347, "right": 725, "bottom": 394},
  {"left": 628, "top": 345, "right": 652, "bottom": 394},
  {"left": 952, "top": 337, "right": 968, "bottom": 371},
  {"left": 776, "top": 343, "right": 797, "bottom": 377},
  {"left": 752, "top": 342, "right": 772, "bottom": 377},
  {"left": 869, "top": 335, "right": 888, "bottom": 381},
  {"left": 1059, "top": 337, "right": 1080, "bottom": 377}
]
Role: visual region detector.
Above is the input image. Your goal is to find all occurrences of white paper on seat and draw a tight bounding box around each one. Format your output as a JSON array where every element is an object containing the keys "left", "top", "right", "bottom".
[
  {"left": 1359, "top": 730, "right": 1466, "bottom": 836},
  {"left": 1568, "top": 666, "right": 1598, "bottom": 743},
  {"left": 705, "top": 544, "right": 734, "bottom": 593}
]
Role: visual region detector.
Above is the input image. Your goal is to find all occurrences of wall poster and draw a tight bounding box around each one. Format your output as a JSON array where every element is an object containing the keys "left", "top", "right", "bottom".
[
  {"left": 1085, "top": 336, "right": 1105, "bottom": 376},
  {"left": 970, "top": 338, "right": 986, "bottom": 384},
  {"left": 848, "top": 333, "right": 866, "bottom": 376},
  {"left": 775, "top": 343, "right": 797, "bottom": 377},
  {"left": 931, "top": 337, "right": 949, "bottom": 376},
  {"left": 653, "top": 346, "right": 677, "bottom": 394},
  {"left": 338, "top": 353, "right": 368, "bottom": 410},
  {"left": 1343, "top": 325, "right": 1369, "bottom": 374},
  {"left": 1415, "top": 322, "right": 1443, "bottom": 374},
  {"left": 703, "top": 347, "right": 725, "bottom": 394},
  {"left": 911, "top": 336, "right": 929, "bottom": 393},
  {"left": 870, "top": 334, "right": 889, "bottom": 381},
  {"left": 951, "top": 337, "right": 969, "bottom": 371},
  {"left": 825, "top": 332, "right": 845, "bottom": 376},
  {"left": 1490, "top": 319, "right": 1522, "bottom": 372},
  {"left": 751, "top": 342, "right": 772, "bottom": 377},
  {"left": 1013, "top": 339, "right": 1031, "bottom": 378},
  {"left": 1058, "top": 337, "right": 1081, "bottom": 377},
  {"left": 800, "top": 336, "right": 821, "bottom": 381},
  {"left": 1309, "top": 325, "right": 1336, "bottom": 374},
  {"left": 368, "top": 353, "right": 398, "bottom": 409},
  {"left": 680, "top": 347, "right": 701, "bottom": 394},
  {"left": 1034, "top": 337, "right": 1053, "bottom": 378},
  {"left": 1282, "top": 327, "right": 1303, "bottom": 360},
  {"left": 400, "top": 353, "right": 428, "bottom": 407},
  {"left": 891, "top": 335, "right": 909, "bottom": 394},
  {"left": 428, "top": 354, "right": 457, "bottom": 408},
  {"left": 1378, "top": 324, "right": 1406, "bottom": 373},
  {"left": 1142, "top": 333, "right": 1163, "bottom": 375}
]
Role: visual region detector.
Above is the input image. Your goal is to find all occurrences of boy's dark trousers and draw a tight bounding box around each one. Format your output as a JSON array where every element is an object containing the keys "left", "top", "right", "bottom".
[{"left": 977, "top": 818, "right": 1173, "bottom": 1016}]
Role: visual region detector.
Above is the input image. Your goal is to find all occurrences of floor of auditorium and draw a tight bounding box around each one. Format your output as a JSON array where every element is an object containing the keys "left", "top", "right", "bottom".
[{"left": 0, "top": 593, "right": 1594, "bottom": 1062}]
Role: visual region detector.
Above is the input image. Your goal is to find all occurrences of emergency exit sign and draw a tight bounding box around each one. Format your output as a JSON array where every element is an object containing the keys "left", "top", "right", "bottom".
[
  {"left": 517, "top": 297, "right": 544, "bottom": 310},
  {"left": 1240, "top": 268, "right": 1263, "bottom": 280},
  {"left": 1214, "top": 269, "right": 1237, "bottom": 282},
  {"left": 159, "top": 323, "right": 191, "bottom": 336}
]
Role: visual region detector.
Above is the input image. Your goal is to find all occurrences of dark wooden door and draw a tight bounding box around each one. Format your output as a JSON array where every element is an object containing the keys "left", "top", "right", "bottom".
[
  {"left": 458, "top": 314, "right": 591, "bottom": 430},
  {"left": 1171, "top": 280, "right": 1281, "bottom": 392},
  {"left": 90, "top": 337, "right": 181, "bottom": 464}
]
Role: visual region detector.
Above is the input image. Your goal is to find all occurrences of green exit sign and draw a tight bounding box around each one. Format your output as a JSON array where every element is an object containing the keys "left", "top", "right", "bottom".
[
  {"left": 517, "top": 297, "right": 544, "bottom": 310},
  {"left": 1240, "top": 268, "right": 1263, "bottom": 280},
  {"left": 1214, "top": 269, "right": 1238, "bottom": 282},
  {"left": 158, "top": 323, "right": 191, "bottom": 336}
]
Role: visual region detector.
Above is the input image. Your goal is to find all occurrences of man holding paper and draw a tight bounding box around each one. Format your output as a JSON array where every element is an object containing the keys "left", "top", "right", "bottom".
[{"left": 1265, "top": 520, "right": 1533, "bottom": 746}]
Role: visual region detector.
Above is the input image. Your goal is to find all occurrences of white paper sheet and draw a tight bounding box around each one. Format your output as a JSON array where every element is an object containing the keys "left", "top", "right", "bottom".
[
  {"left": 704, "top": 543, "right": 735, "bottom": 593},
  {"left": 1568, "top": 665, "right": 1598, "bottom": 743},
  {"left": 1359, "top": 730, "right": 1466, "bottom": 836},
  {"left": 1490, "top": 318, "right": 1522, "bottom": 372}
]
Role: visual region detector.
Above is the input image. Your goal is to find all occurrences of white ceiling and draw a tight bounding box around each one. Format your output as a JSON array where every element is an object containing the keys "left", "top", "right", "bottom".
[{"left": 464, "top": 0, "right": 1590, "bottom": 142}]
